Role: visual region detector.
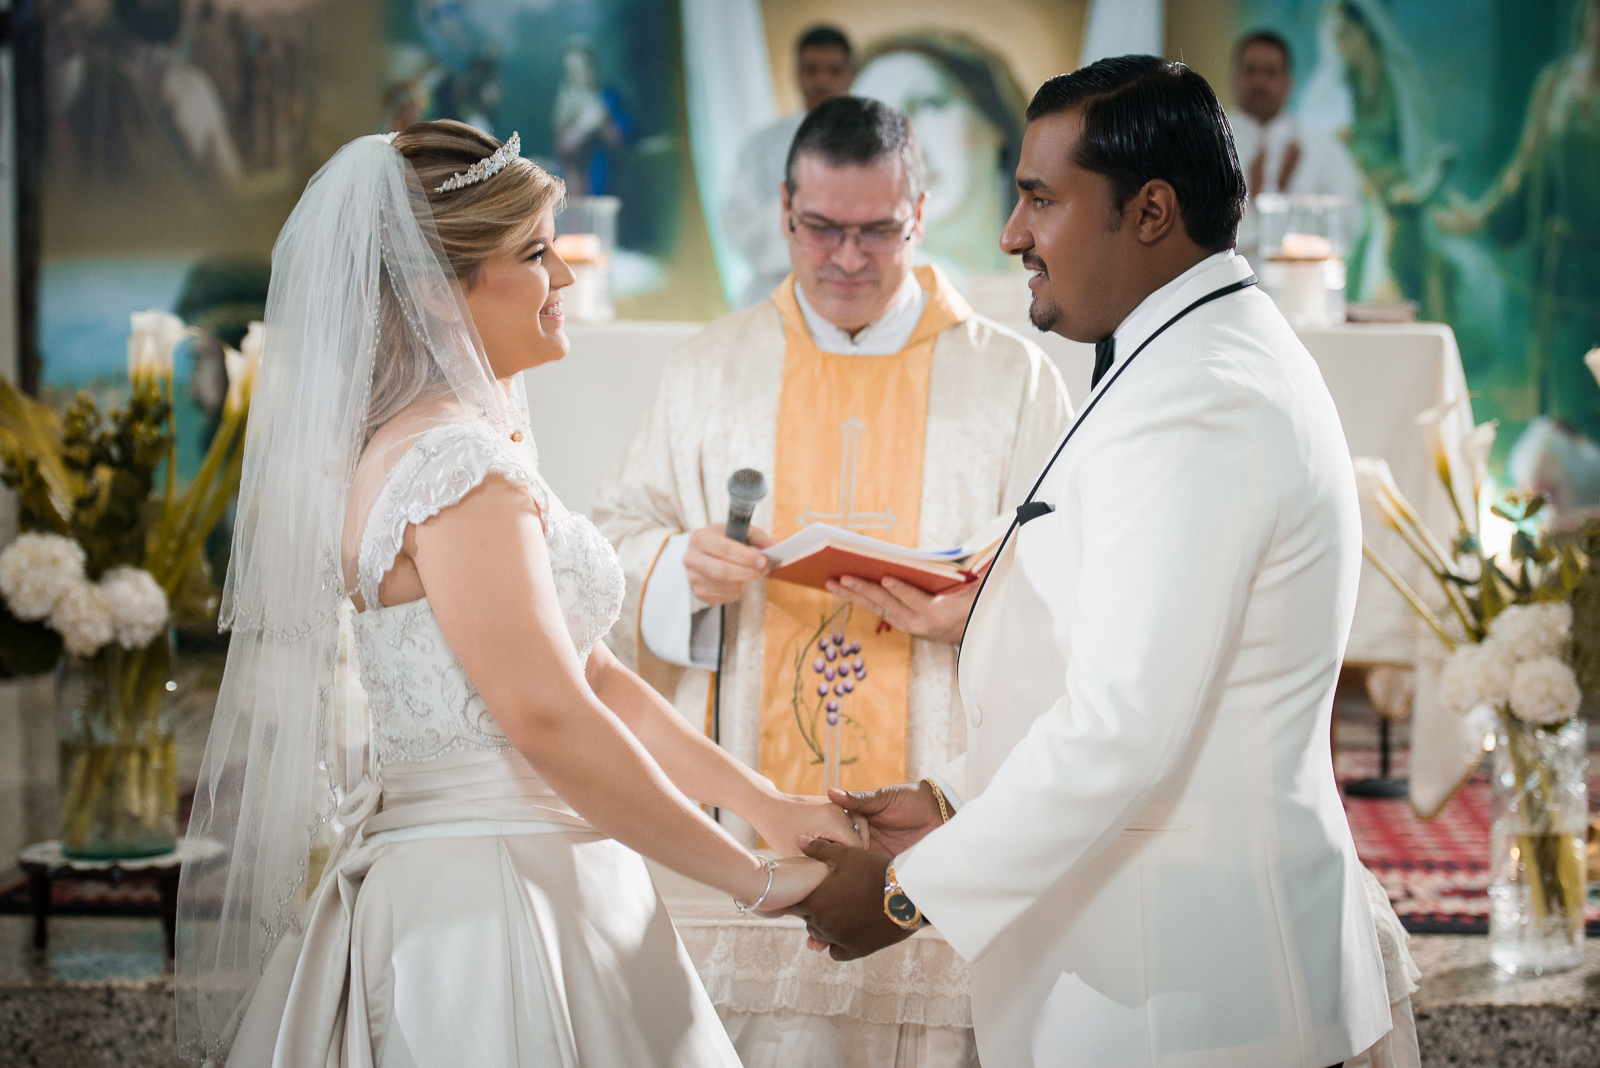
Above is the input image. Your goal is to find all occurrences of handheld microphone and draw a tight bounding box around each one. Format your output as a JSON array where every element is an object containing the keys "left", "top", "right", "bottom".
[
  {"left": 724, "top": 469, "right": 767, "bottom": 545},
  {"left": 710, "top": 470, "right": 767, "bottom": 803}
]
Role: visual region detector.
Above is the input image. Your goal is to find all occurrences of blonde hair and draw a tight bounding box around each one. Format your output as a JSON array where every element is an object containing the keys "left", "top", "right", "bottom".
[{"left": 367, "top": 121, "right": 564, "bottom": 438}]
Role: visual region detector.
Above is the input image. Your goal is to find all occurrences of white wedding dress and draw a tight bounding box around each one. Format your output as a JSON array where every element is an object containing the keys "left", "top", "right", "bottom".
[{"left": 226, "top": 423, "right": 743, "bottom": 1067}]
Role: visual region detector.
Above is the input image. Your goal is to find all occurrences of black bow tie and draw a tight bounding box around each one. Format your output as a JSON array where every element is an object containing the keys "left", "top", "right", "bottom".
[{"left": 1091, "top": 336, "right": 1116, "bottom": 389}]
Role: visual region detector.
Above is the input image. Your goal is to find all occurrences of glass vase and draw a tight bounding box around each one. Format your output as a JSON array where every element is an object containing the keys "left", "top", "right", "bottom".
[
  {"left": 1488, "top": 712, "right": 1588, "bottom": 975},
  {"left": 55, "top": 639, "right": 178, "bottom": 859}
]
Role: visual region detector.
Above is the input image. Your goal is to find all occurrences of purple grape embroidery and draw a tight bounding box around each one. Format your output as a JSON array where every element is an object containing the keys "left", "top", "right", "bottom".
[{"left": 789, "top": 603, "right": 872, "bottom": 771}]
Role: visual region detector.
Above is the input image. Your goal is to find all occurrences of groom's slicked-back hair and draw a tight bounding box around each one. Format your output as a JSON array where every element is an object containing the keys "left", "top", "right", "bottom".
[
  {"left": 1027, "top": 55, "right": 1247, "bottom": 251},
  {"left": 785, "top": 96, "right": 927, "bottom": 202}
]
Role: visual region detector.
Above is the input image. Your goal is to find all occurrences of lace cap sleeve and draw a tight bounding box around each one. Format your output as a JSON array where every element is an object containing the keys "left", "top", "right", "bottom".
[{"left": 356, "top": 423, "right": 546, "bottom": 610}]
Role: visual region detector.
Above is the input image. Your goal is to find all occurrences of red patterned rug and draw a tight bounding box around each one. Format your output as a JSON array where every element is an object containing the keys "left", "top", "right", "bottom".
[{"left": 1338, "top": 747, "right": 1600, "bottom": 934}]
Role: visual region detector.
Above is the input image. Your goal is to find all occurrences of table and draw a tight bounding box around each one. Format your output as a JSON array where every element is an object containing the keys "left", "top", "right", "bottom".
[{"left": 18, "top": 838, "right": 223, "bottom": 958}]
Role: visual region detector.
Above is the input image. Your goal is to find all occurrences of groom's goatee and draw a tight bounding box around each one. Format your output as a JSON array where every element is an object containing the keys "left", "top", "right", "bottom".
[{"left": 1029, "top": 295, "right": 1061, "bottom": 333}]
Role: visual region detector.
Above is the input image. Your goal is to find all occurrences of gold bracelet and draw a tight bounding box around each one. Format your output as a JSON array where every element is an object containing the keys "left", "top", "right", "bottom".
[{"left": 921, "top": 778, "right": 952, "bottom": 824}]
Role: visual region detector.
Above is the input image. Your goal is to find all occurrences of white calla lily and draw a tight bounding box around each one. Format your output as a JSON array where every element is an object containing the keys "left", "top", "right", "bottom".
[
  {"left": 127, "top": 310, "right": 189, "bottom": 386},
  {"left": 224, "top": 321, "right": 265, "bottom": 414}
]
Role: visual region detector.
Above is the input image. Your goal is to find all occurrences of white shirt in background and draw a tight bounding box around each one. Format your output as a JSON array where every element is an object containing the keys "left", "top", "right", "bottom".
[
  {"left": 722, "top": 113, "right": 804, "bottom": 309},
  {"left": 1228, "top": 110, "right": 1363, "bottom": 266}
]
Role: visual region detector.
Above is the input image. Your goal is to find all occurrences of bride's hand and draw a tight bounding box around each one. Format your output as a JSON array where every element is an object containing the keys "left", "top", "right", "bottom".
[
  {"left": 748, "top": 792, "right": 868, "bottom": 856},
  {"left": 750, "top": 856, "right": 828, "bottom": 915}
]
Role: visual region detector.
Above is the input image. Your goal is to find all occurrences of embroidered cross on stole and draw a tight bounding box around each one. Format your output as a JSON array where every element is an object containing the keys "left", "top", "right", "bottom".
[{"left": 758, "top": 266, "right": 967, "bottom": 796}]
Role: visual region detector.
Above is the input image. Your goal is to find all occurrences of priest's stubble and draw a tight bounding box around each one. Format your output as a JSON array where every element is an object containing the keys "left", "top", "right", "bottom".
[{"left": 1001, "top": 110, "right": 1212, "bottom": 345}]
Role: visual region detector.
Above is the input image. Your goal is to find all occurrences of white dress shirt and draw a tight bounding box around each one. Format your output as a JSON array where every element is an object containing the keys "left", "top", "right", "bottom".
[
  {"left": 640, "top": 272, "right": 930, "bottom": 669},
  {"left": 1228, "top": 109, "right": 1363, "bottom": 265},
  {"left": 722, "top": 113, "right": 804, "bottom": 309}
]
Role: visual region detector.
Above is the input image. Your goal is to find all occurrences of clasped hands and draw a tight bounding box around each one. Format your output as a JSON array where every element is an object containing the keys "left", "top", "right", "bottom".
[{"left": 750, "top": 781, "right": 948, "bottom": 961}]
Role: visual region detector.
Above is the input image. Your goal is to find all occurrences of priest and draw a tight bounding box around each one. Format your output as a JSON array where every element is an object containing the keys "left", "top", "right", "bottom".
[{"left": 593, "top": 95, "right": 1071, "bottom": 845}]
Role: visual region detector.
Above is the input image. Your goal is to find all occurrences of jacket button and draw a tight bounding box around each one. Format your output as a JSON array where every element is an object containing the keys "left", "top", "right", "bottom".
[{"left": 969, "top": 704, "right": 983, "bottom": 728}]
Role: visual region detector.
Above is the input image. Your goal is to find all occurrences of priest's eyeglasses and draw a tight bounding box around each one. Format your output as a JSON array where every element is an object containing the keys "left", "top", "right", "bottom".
[{"left": 787, "top": 212, "right": 915, "bottom": 255}]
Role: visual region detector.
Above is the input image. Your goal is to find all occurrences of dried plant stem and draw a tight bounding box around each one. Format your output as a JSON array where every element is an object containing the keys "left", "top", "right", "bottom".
[{"left": 1363, "top": 545, "right": 1457, "bottom": 650}]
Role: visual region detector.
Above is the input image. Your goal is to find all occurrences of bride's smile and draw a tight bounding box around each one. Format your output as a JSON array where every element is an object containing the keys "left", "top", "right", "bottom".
[{"left": 463, "top": 212, "right": 576, "bottom": 379}]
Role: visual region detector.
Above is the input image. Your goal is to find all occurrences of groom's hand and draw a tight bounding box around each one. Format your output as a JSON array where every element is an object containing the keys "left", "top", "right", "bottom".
[
  {"left": 828, "top": 781, "right": 945, "bottom": 858},
  {"left": 789, "top": 838, "right": 915, "bottom": 961}
]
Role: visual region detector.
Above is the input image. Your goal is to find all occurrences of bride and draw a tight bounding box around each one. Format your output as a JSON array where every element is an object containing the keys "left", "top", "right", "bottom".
[{"left": 175, "top": 121, "right": 853, "bottom": 1066}]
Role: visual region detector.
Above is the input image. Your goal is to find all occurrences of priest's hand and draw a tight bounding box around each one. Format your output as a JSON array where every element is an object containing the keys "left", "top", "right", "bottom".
[
  {"left": 827, "top": 781, "right": 945, "bottom": 858},
  {"left": 825, "top": 575, "right": 978, "bottom": 645},
  {"left": 789, "top": 837, "right": 915, "bottom": 961},
  {"left": 685, "top": 524, "right": 775, "bottom": 606}
]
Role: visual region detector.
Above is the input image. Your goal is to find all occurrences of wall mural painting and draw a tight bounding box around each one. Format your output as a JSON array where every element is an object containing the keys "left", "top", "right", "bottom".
[
  {"left": 35, "top": 0, "right": 365, "bottom": 593},
  {"left": 854, "top": 32, "right": 1029, "bottom": 290},
  {"left": 1239, "top": 0, "right": 1600, "bottom": 514},
  {"left": 385, "top": 0, "right": 683, "bottom": 299},
  {"left": 38, "top": 0, "right": 348, "bottom": 473}
]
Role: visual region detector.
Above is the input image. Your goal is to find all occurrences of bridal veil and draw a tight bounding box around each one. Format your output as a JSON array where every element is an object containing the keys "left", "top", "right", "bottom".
[{"left": 174, "top": 132, "right": 533, "bottom": 1062}]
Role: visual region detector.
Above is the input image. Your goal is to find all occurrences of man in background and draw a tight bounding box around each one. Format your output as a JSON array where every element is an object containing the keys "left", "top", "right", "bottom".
[
  {"left": 723, "top": 25, "right": 856, "bottom": 308},
  {"left": 1229, "top": 29, "right": 1362, "bottom": 266}
]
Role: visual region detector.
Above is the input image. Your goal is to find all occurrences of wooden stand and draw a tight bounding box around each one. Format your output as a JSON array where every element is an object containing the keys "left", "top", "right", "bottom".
[
  {"left": 1344, "top": 664, "right": 1413, "bottom": 800},
  {"left": 17, "top": 838, "right": 223, "bottom": 958}
]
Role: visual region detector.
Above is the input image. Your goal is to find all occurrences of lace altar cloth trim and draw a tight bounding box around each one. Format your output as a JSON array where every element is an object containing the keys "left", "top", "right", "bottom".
[{"left": 668, "top": 901, "right": 972, "bottom": 1029}]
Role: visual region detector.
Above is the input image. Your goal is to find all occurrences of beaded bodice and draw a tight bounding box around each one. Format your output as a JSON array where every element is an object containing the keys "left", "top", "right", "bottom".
[{"left": 350, "top": 423, "right": 624, "bottom": 766}]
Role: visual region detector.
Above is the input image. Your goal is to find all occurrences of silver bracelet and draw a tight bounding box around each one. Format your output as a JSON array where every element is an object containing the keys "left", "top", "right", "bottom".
[{"left": 734, "top": 857, "right": 778, "bottom": 916}]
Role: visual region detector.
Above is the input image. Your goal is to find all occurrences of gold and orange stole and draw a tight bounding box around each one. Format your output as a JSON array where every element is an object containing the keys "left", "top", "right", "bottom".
[{"left": 757, "top": 267, "right": 968, "bottom": 796}]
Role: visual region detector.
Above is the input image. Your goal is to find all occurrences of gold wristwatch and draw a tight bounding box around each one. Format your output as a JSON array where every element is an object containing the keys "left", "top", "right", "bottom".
[{"left": 884, "top": 863, "right": 928, "bottom": 930}]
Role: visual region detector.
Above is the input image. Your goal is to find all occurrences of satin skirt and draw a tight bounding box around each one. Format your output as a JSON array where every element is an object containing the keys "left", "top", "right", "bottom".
[{"left": 225, "top": 749, "right": 742, "bottom": 1068}]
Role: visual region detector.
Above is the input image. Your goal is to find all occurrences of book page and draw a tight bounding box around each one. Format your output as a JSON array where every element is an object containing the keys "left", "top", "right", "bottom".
[{"left": 763, "top": 511, "right": 1016, "bottom": 569}]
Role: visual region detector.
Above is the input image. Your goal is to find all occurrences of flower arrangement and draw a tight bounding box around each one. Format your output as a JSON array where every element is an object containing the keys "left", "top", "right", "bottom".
[
  {"left": 1355, "top": 404, "right": 1600, "bottom": 972},
  {"left": 0, "top": 311, "right": 259, "bottom": 857}
]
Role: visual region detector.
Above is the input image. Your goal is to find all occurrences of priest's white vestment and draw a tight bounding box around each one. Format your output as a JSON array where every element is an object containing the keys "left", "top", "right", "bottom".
[{"left": 594, "top": 269, "right": 1071, "bottom": 839}]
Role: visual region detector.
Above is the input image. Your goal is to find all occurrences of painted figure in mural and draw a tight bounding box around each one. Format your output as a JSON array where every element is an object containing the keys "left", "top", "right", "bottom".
[
  {"left": 434, "top": 49, "right": 503, "bottom": 136},
  {"left": 853, "top": 33, "right": 1028, "bottom": 285},
  {"left": 552, "top": 36, "right": 635, "bottom": 198},
  {"left": 47, "top": 0, "right": 244, "bottom": 191},
  {"left": 724, "top": 25, "right": 857, "bottom": 308},
  {"left": 1437, "top": 0, "right": 1600, "bottom": 445},
  {"left": 1300, "top": 0, "right": 1453, "bottom": 306}
]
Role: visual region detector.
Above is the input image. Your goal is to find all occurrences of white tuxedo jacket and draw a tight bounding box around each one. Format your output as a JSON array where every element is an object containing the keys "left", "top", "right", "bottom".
[{"left": 896, "top": 254, "right": 1391, "bottom": 1068}]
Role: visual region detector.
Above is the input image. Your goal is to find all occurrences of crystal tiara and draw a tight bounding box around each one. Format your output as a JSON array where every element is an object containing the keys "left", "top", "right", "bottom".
[{"left": 434, "top": 132, "right": 521, "bottom": 193}]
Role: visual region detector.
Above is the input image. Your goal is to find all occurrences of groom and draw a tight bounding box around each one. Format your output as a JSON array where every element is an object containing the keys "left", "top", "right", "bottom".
[{"left": 793, "top": 56, "right": 1392, "bottom": 1068}]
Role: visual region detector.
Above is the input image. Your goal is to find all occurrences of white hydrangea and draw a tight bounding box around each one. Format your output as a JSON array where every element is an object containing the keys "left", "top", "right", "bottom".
[
  {"left": 1508, "top": 656, "right": 1582, "bottom": 726},
  {"left": 48, "top": 580, "right": 114, "bottom": 657},
  {"left": 1486, "top": 602, "right": 1572, "bottom": 663},
  {"left": 98, "top": 567, "right": 169, "bottom": 650},
  {"left": 1437, "top": 642, "right": 1514, "bottom": 718},
  {"left": 0, "top": 533, "right": 87, "bottom": 621}
]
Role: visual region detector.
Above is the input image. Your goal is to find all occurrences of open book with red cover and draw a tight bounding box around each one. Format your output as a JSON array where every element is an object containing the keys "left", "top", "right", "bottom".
[{"left": 764, "top": 512, "right": 1014, "bottom": 596}]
